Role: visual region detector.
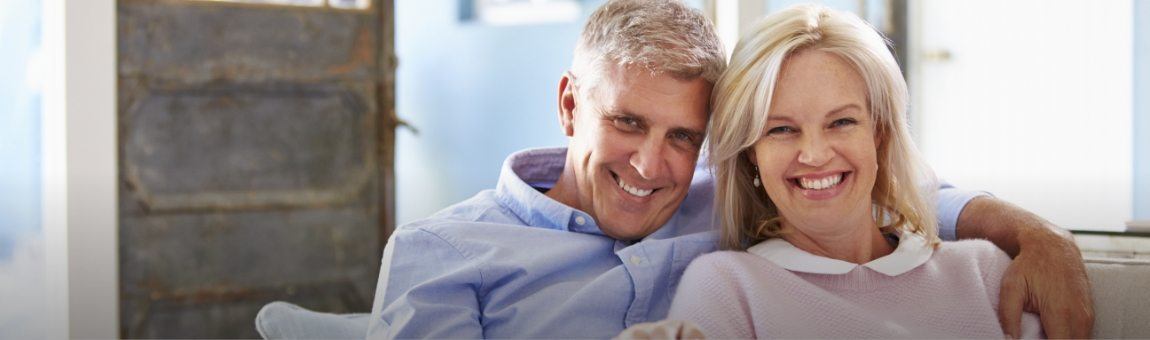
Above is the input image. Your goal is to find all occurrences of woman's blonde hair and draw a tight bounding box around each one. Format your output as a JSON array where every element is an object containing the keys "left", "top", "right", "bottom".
[{"left": 707, "top": 5, "right": 939, "bottom": 250}]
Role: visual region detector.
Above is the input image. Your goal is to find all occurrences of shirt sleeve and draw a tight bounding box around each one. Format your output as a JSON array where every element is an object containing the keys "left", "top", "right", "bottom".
[
  {"left": 366, "top": 227, "right": 484, "bottom": 339},
  {"left": 935, "top": 181, "right": 991, "bottom": 241}
]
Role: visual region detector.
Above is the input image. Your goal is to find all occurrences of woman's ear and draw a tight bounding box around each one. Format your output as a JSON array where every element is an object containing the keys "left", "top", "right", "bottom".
[{"left": 558, "top": 72, "right": 577, "bottom": 137}]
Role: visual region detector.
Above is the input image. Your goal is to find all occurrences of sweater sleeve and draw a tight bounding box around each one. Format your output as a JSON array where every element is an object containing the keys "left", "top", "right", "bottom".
[{"left": 666, "top": 253, "right": 756, "bottom": 339}]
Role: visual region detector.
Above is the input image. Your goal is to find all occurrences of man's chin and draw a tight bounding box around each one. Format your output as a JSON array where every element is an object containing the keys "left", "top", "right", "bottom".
[{"left": 598, "top": 219, "right": 658, "bottom": 241}]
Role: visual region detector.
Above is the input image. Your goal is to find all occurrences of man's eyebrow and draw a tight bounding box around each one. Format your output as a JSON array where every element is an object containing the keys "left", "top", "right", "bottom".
[{"left": 604, "top": 110, "right": 648, "bottom": 123}]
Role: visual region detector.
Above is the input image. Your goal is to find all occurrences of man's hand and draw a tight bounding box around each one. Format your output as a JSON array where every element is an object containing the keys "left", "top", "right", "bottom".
[{"left": 956, "top": 196, "right": 1094, "bottom": 338}]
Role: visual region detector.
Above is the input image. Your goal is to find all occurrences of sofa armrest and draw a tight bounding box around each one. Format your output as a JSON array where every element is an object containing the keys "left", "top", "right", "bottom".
[{"left": 255, "top": 301, "right": 370, "bottom": 339}]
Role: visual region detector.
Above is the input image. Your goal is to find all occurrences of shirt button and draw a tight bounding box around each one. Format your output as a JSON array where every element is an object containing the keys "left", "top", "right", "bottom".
[
  {"left": 575, "top": 216, "right": 586, "bottom": 225},
  {"left": 629, "top": 255, "right": 643, "bottom": 265}
]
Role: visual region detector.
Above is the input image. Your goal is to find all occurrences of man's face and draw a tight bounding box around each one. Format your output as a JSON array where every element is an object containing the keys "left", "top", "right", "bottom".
[{"left": 558, "top": 64, "right": 711, "bottom": 240}]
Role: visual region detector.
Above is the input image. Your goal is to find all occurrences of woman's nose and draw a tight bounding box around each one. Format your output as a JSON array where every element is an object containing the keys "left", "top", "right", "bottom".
[{"left": 797, "top": 134, "right": 833, "bottom": 167}]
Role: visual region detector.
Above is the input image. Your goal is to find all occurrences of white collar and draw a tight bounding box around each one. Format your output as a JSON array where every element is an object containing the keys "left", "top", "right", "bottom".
[{"left": 747, "top": 232, "right": 934, "bottom": 276}]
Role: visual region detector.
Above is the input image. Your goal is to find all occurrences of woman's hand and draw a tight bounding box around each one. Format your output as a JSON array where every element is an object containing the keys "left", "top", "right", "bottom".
[{"left": 614, "top": 320, "right": 706, "bottom": 340}]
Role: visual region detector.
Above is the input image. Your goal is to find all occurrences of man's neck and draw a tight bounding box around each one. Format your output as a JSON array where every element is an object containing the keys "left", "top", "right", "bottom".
[{"left": 543, "top": 154, "right": 582, "bottom": 212}]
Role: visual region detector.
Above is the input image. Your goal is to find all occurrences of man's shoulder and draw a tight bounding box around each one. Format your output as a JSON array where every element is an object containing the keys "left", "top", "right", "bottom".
[{"left": 398, "top": 190, "right": 523, "bottom": 233}]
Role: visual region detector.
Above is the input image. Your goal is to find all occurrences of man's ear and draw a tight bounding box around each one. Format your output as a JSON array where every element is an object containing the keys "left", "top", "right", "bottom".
[{"left": 558, "top": 73, "right": 577, "bottom": 137}]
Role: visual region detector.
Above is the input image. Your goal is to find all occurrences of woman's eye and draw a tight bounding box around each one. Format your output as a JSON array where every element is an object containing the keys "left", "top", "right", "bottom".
[
  {"left": 766, "top": 126, "right": 796, "bottom": 136},
  {"left": 830, "top": 118, "right": 858, "bottom": 128}
]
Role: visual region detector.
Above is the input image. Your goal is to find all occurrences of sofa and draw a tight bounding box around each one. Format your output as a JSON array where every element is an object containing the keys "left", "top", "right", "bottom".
[{"left": 255, "top": 257, "right": 1150, "bottom": 339}]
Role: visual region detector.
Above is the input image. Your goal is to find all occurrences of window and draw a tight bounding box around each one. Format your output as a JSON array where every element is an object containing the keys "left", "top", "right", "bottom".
[
  {"left": 711, "top": 0, "right": 1144, "bottom": 232},
  {"left": 909, "top": 0, "right": 1133, "bottom": 231},
  {"left": 0, "top": 0, "right": 46, "bottom": 337}
]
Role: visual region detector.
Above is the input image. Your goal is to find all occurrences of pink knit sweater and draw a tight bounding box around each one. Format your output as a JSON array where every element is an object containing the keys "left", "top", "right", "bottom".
[{"left": 667, "top": 239, "right": 1043, "bottom": 338}]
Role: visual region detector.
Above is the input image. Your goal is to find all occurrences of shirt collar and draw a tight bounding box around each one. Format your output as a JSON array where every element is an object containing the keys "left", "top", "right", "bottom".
[
  {"left": 747, "top": 231, "right": 934, "bottom": 276},
  {"left": 494, "top": 147, "right": 603, "bottom": 235}
]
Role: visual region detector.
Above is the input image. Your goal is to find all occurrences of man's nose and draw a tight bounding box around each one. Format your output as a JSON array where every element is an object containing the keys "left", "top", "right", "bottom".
[
  {"left": 631, "top": 137, "right": 666, "bottom": 180},
  {"left": 797, "top": 133, "right": 833, "bottom": 167}
]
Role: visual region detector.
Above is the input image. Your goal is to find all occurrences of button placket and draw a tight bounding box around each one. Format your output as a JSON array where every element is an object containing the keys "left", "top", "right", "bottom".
[{"left": 619, "top": 244, "right": 654, "bottom": 327}]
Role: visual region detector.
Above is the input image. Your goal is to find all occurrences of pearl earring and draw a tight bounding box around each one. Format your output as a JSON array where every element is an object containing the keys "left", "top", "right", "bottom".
[{"left": 752, "top": 165, "right": 761, "bottom": 187}]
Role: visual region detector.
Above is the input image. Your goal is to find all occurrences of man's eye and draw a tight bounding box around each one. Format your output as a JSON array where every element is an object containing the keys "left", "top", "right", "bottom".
[
  {"left": 830, "top": 118, "right": 858, "bottom": 128},
  {"left": 671, "top": 131, "right": 693, "bottom": 141},
  {"left": 613, "top": 117, "right": 642, "bottom": 131}
]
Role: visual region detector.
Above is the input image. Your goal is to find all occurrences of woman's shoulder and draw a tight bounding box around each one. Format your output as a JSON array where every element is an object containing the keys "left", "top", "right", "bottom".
[
  {"left": 933, "top": 239, "right": 1013, "bottom": 276},
  {"left": 689, "top": 250, "right": 764, "bottom": 269},
  {"left": 936, "top": 239, "right": 1010, "bottom": 260},
  {"left": 683, "top": 250, "right": 784, "bottom": 279}
]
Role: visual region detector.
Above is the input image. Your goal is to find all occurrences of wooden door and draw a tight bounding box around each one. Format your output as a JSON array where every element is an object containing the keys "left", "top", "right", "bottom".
[{"left": 117, "top": 0, "right": 396, "bottom": 337}]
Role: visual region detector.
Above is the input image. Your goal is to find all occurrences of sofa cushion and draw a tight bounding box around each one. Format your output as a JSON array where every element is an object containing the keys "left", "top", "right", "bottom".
[{"left": 1084, "top": 257, "right": 1150, "bottom": 339}]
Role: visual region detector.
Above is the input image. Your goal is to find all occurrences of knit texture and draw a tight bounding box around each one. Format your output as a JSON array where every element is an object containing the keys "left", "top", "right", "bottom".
[{"left": 667, "top": 239, "right": 1043, "bottom": 338}]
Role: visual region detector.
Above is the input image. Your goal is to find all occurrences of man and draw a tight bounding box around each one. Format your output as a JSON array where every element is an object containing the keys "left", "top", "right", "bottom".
[{"left": 367, "top": 0, "right": 1093, "bottom": 338}]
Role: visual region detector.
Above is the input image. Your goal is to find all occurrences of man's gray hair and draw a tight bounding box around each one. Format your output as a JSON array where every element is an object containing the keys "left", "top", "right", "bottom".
[{"left": 572, "top": 0, "right": 726, "bottom": 86}]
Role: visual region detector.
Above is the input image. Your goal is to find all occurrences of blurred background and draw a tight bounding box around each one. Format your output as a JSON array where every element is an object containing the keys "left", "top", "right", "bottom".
[{"left": 1, "top": 0, "right": 1147, "bottom": 338}]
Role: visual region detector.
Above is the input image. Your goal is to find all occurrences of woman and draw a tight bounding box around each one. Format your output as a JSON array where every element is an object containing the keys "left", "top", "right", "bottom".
[{"left": 629, "top": 5, "right": 1042, "bottom": 338}]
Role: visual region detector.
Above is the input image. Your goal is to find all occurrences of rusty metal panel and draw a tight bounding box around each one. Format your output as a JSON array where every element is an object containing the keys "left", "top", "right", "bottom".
[
  {"left": 117, "top": 0, "right": 393, "bottom": 337},
  {"left": 118, "top": 0, "right": 377, "bottom": 82},
  {"left": 121, "top": 83, "right": 375, "bottom": 211},
  {"left": 118, "top": 208, "right": 377, "bottom": 338}
]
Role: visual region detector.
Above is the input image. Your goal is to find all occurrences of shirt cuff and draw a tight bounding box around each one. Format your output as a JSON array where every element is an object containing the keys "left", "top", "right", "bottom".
[{"left": 936, "top": 182, "right": 992, "bottom": 241}]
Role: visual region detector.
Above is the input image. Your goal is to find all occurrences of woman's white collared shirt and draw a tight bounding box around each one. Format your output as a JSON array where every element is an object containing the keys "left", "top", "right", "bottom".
[{"left": 746, "top": 232, "right": 934, "bottom": 276}]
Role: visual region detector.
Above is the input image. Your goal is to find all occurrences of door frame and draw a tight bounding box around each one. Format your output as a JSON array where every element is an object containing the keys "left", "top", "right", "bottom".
[{"left": 42, "top": 0, "right": 118, "bottom": 338}]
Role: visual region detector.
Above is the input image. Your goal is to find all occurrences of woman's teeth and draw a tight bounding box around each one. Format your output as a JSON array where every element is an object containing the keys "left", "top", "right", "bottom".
[
  {"left": 618, "top": 178, "right": 654, "bottom": 197},
  {"left": 799, "top": 174, "right": 843, "bottom": 190}
]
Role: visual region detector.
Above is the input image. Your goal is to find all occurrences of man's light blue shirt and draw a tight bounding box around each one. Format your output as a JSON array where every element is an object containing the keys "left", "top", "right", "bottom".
[{"left": 367, "top": 147, "right": 982, "bottom": 339}]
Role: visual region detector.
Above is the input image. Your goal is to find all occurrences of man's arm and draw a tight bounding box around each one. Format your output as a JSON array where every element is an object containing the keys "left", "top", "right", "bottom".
[
  {"left": 954, "top": 195, "right": 1094, "bottom": 339},
  {"left": 367, "top": 227, "right": 485, "bottom": 339}
]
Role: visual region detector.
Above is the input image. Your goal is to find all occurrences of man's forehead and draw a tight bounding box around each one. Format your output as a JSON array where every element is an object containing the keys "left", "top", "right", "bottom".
[{"left": 602, "top": 69, "right": 709, "bottom": 126}]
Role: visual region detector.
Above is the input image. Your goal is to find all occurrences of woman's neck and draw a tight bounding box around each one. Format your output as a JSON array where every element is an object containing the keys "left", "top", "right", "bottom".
[{"left": 780, "top": 216, "right": 894, "bottom": 265}]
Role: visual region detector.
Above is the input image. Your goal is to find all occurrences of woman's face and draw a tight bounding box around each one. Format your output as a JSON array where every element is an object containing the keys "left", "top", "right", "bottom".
[{"left": 750, "top": 49, "right": 879, "bottom": 234}]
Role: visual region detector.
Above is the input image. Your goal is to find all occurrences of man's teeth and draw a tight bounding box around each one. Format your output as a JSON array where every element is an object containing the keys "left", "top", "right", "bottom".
[
  {"left": 799, "top": 174, "right": 843, "bottom": 190},
  {"left": 618, "top": 178, "right": 654, "bottom": 197}
]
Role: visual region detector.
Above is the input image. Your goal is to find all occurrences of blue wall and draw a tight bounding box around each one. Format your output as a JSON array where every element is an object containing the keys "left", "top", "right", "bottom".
[
  {"left": 0, "top": 0, "right": 42, "bottom": 258},
  {"left": 394, "top": 0, "right": 711, "bottom": 224},
  {"left": 1136, "top": 0, "right": 1150, "bottom": 221},
  {"left": 394, "top": 1, "right": 599, "bottom": 224}
]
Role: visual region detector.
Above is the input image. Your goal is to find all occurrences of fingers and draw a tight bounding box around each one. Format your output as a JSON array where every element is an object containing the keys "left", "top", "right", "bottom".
[
  {"left": 1008, "top": 227, "right": 1096, "bottom": 339},
  {"left": 1072, "top": 300, "right": 1096, "bottom": 338},
  {"left": 1038, "top": 307, "right": 1072, "bottom": 339},
  {"left": 615, "top": 320, "right": 697, "bottom": 340},
  {"left": 997, "top": 265, "right": 1026, "bottom": 339},
  {"left": 1041, "top": 293, "right": 1094, "bottom": 339}
]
